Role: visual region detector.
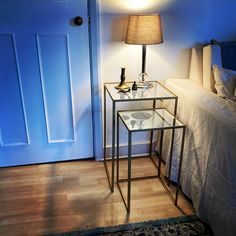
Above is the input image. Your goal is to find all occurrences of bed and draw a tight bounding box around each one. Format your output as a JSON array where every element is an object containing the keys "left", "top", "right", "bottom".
[{"left": 159, "top": 43, "right": 236, "bottom": 236}]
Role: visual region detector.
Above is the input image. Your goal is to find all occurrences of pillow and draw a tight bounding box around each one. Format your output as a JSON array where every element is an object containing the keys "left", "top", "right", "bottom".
[
  {"left": 212, "top": 65, "right": 236, "bottom": 100},
  {"left": 189, "top": 47, "right": 203, "bottom": 86}
]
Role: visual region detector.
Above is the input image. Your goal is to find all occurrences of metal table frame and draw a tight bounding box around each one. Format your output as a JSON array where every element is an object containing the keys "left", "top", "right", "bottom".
[
  {"left": 116, "top": 108, "right": 186, "bottom": 212},
  {"left": 103, "top": 81, "right": 178, "bottom": 192}
]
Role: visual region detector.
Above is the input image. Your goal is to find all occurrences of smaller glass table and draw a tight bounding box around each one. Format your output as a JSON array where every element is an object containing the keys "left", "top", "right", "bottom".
[{"left": 117, "top": 108, "right": 186, "bottom": 212}]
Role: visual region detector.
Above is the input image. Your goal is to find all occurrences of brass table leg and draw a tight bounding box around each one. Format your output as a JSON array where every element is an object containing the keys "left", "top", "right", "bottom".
[
  {"left": 103, "top": 87, "right": 112, "bottom": 190},
  {"left": 127, "top": 132, "right": 132, "bottom": 212},
  {"left": 175, "top": 126, "right": 186, "bottom": 205},
  {"left": 158, "top": 129, "right": 164, "bottom": 177},
  {"left": 103, "top": 86, "right": 116, "bottom": 192},
  {"left": 168, "top": 97, "right": 178, "bottom": 186},
  {"left": 116, "top": 115, "right": 132, "bottom": 212},
  {"left": 111, "top": 101, "right": 116, "bottom": 192}
]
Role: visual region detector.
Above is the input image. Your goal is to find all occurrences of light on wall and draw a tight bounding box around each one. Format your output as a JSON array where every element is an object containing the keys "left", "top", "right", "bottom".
[
  {"left": 102, "top": 0, "right": 171, "bottom": 12},
  {"left": 125, "top": 14, "right": 163, "bottom": 85},
  {"left": 124, "top": 0, "right": 158, "bottom": 11}
]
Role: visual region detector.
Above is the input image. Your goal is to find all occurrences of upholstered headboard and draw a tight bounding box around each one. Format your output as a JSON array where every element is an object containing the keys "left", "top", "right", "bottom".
[{"left": 189, "top": 45, "right": 222, "bottom": 92}]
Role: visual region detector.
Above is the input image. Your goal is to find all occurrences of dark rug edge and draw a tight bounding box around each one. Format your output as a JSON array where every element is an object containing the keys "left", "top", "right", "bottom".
[{"left": 47, "top": 214, "right": 212, "bottom": 236}]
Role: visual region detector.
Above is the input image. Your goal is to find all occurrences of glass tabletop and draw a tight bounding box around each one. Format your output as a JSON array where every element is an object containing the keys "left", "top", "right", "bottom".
[
  {"left": 105, "top": 81, "right": 176, "bottom": 101},
  {"left": 118, "top": 108, "right": 184, "bottom": 132}
]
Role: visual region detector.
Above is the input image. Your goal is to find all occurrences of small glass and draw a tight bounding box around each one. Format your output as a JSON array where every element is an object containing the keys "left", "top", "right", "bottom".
[{"left": 138, "top": 72, "right": 153, "bottom": 88}]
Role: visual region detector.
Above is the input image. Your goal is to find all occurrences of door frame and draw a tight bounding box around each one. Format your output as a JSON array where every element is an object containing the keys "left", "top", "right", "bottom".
[{"left": 88, "top": 0, "right": 103, "bottom": 160}]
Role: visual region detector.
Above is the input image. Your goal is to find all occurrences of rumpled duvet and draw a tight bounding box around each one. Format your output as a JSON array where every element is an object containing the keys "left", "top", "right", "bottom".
[{"left": 159, "top": 79, "right": 236, "bottom": 236}]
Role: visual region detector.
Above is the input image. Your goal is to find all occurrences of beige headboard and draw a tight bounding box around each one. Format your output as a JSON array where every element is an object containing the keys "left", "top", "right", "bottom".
[
  {"left": 189, "top": 45, "right": 222, "bottom": 92},
  {"left": 189, "top": 47, "right": 203, "bottom": 86}
]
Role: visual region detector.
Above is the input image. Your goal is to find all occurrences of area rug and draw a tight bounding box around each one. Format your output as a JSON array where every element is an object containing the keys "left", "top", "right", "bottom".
[{"left": 49, "top": 215, "right": 213, "bottom": 236}]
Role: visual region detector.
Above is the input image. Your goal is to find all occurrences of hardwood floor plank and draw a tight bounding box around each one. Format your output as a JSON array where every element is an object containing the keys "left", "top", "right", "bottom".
[{"left": 0, "top": 158, "right": 194, "bottom": 235}]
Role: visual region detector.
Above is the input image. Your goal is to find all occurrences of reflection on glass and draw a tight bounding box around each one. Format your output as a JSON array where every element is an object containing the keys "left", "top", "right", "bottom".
[
  {"left": 131, "top": 90, "right": 137, "bottom": 99},
  {"left": 137, "top": 89, "right": 147, "bottom": 98},
  {"left": 131, "top": 112, "right": 152, "bottom": 129},
  {"left": 131, "top": 112, "right": 152, "bottom": 120},
  {"left": 119, "top": 93, "right": 126, "bottom": 99},
  {"left": 130, "top": 120, "right": 136, "bottom": 128},
  {"left": 118, "top": 109, "right": 184, "bottom": 131},
  {"left": 122, "top": 115, "right": 130, "bottom": 121}
]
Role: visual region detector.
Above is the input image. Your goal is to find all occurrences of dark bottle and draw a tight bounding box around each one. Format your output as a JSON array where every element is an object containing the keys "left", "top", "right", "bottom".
[{"left": 132, "top": 81, "right": 138, "bottom": 90}]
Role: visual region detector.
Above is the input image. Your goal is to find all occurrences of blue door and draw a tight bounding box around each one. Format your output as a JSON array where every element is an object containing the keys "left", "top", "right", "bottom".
[{"left": 0, "top": 0, "right": 93, "bottom": 167}]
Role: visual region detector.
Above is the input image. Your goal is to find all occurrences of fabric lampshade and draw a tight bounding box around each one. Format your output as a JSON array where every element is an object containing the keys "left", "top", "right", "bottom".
[{"left": 125, "top": 14, "right": 163, "bottom": 45}]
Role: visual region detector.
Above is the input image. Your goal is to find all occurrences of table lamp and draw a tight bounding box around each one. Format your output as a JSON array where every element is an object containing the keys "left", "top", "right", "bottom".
[{"left": 125, "top": 14, "right": 163, "bottom": 86}]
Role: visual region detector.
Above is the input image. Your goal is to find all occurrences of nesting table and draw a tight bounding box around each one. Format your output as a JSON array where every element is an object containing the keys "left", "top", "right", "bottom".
[
  {"left": 103, "top": 81, "right": 178, "bottom": 193},
  {"left": 116, "top": 108, "right": 186, "bottom": 212}
]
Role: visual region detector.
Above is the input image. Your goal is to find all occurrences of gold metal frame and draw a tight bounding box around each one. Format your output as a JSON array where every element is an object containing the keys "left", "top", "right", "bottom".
[
  {"left": 103, "top": 81, "right": 178, "bottom": 192},
  {"left": 116, "top": 110, "right": 186, "bottom": 212}
]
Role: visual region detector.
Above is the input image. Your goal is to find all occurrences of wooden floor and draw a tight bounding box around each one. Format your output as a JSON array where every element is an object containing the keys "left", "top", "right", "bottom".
[{"left": 0, "top": 158, "right": 194, "bottom": 236}]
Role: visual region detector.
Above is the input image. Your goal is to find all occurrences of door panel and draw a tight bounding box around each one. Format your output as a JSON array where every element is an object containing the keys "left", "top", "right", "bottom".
[
  {"left": 0, "top": 0, "right": 93, "bottom": 167},
  {"left": 0, "top": 34, "right": 29, "bottom": 146},
  {"left": 36, "top": 34, "right": 75, "bottom": 143}
]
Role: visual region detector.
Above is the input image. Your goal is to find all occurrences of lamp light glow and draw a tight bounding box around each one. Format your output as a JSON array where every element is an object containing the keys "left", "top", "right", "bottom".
[{"left": 102, "top": 0, "right": 170, "bottom": 13}]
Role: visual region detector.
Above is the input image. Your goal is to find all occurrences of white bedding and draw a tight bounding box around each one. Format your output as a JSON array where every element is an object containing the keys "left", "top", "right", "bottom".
[{"left": 161, "top": 79, "right": 236, "bottom": 236}]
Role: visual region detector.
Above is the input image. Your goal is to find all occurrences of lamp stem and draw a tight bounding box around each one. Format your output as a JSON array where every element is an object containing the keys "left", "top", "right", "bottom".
[{"left": 142, "top": 45, "right": 146, "bottom": 74}]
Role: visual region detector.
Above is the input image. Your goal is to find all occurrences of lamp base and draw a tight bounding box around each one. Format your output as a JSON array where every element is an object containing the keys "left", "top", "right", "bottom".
[
  {"left": 137, "top": 72, "right": 153, "bottom": 88},
  {"left": 138, "top": 72, "right": 148, "bottom": 83},
  {"left": 137, "top": 82, "right": 154, "bottom": 89}
]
